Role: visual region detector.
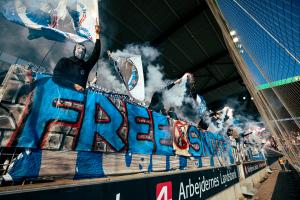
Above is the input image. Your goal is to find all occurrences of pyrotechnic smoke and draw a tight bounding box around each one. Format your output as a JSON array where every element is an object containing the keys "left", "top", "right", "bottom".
[
  {"left": 206, "top": 106, "right": 234, "bottom": 135},
  {"left": 108, "top": 44, "right": 203, "bottom": 123},
  {"left": 145, "top": 64, "right": 167, "bottom": 102},
  {"left": 89, "top": 59, "right": 127, "bottom": 93},
  {"left": 108, "top": 44, "right": 174, "bottom": 102},
  {"left": 110, "top": 44, "right": 160, "bottom": 64},
  {"left": 162, "top": 74, "right": 187, "bottom": 108},
  {"left": 234, "top": 114, "right": 268, "bottom": 150},
  {"left": 220, "top": 96, "right": 269, "bottom": 154},
  {"left": 116, "top": 46, "right": 201, "bottom": 123},
  {"left": 202, "top": 103, "right": 268, "bottom": 161}
]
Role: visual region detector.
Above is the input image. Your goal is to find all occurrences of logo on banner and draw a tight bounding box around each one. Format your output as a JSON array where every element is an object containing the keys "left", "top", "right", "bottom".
[
  {"left": 172, "top": 120, "right": 189, "bottom": 156},
  {"left": 156, "top": 181, "right": 172, "bottom": 200},
  {"left": 174, "top": 121, "right": 188, "bottom": 150},
  {"left": 127, "top": 62, "right": 138, "bottom": 91}
]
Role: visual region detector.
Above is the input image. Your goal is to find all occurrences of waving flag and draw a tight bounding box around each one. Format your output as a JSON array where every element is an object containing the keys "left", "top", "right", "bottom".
[
  {"left": 196, "top": 95, "right": 207, "bottom": 116},
  {"left": 110, "top": 54, "right": 145, "bottom": 102},
  {"left": 0, "top": 0, "right": 99, "bottom": 43}
]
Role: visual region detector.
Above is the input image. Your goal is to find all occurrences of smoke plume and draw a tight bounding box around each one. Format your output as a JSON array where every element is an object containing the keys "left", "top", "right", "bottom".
[{"left": 89, "top": 59, "right": 127, "bottom": 93}]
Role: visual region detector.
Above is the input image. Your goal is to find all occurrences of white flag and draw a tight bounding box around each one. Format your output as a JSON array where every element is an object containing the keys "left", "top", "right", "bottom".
[{"left": 111, "top": 54, "right": 145, "bottom": 102}]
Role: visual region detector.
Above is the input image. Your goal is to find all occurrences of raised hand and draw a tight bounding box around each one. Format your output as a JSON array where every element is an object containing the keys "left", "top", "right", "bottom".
[
  {"left": 95, "top": 18, "right": 100, "bottom": 38},
  {"left": 174, "top": 78, "right": 182, "bottom": 84},
  {"left": 95, "top": 25, "right": 100, "bottom": 34},
  {"left": 74, "top": 83, "right": 84, "bottom": 92},
  {"left": 107, "top": 50, "right": 112, "bottom": 58}
]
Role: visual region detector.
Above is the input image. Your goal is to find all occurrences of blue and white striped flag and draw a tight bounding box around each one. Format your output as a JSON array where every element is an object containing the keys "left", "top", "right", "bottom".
[{"left": 0, "top": 0, "right": 99, "bottom": 43}]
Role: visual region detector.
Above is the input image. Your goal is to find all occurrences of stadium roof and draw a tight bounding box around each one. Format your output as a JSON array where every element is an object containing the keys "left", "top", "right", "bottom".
[{"left": 100, "top": 0, "right": 248, "bottom": 108}]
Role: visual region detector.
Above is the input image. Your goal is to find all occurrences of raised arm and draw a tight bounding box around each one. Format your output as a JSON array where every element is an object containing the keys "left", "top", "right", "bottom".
[
  {"left": 85, "top": 24, "right": 101, "bottom": 69},
  {"left": 164, "top": 78, "right": 182, "bottom": 90}
]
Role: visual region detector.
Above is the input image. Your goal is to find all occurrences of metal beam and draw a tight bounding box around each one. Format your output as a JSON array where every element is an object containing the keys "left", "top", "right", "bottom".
[
  {"left": 213, "top": 62, "right": 234, "bottom": 65},
  {"left": 150, "top": 2, "right": 208, "bottom": 46},
  {"left": 186, "top": 50, "right": 228, "bottom": 76},
  {"left": 199, "top": 75, "right": 241, "bottom": 95}
]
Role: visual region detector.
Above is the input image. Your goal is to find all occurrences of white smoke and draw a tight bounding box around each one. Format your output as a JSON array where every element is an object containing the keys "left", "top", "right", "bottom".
[
  {"left": 202, "top": 104, "right": 268, "bottom": 161},
  {"left": 89, "top": 59, "right": 127, "bottom": 93},
  {"left": 109, "top": 44, "right": 169, "bottom": 102},
  {"left": 91, "top": 41, "right": 268, "bottom": 162},
  {"left": 243, "top": 121, "right": 268, "bottom": 151},
  {"left": 144, "top": 65, "right": 188, "bottom": 108},
  {"left": 87, "top": 44, "right": 163, "bottom": 97},
  {"left": 111, "top": 44, "right": 160, "bottom": 64},
  {"left": 108, "top": 44, "right": 201, "bottom": 121},
  {"left": 207, "top": 106, "right": 234, "bottom": 135},
  {"left": 162, "top": 74, "right": 187, "bottom": 108},
  {"left": 218, "top": 99, "right": 269, "bottom": 158},
  {"left": 144, "top": 64, "right": 167, "bottom": 102}
]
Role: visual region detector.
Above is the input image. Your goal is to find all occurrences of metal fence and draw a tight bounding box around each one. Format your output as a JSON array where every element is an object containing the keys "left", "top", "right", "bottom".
[{"left": 208, "top": 0, "right": 300, "bottom": 171}]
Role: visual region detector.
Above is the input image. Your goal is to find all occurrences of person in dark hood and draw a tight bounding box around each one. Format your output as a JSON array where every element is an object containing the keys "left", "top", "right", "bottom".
[
  {"left": 53, "top": 23, "right": 101, "bottom": 91},
  {"left": 168, "top": 107, "right": 179, "bottom": 120},
  {"left": 198, "top": 118, "right": 209, "bottom": 130},
  {"left": 184, "top": 73, "right": 196, "bottom": 98},
  {"left": 181, "top": 73, "right": 201, "bottom": 122}
]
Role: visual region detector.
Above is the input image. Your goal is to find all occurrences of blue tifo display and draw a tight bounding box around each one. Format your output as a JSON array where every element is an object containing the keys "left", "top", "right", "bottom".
[{"left": 0, "top": 66, "right": 234, "bottom": 181}]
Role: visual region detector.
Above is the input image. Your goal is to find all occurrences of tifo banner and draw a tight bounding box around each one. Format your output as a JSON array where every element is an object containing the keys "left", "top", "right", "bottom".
[
  {"left": 0, "top": 66, "right": 229, "bottom": 159},
  {"left": 243, "top": 160, "right": 266, "bottom": 178},
  {"left": 2, "top": 150, "right": 219, "bottom": 182},
  {"left": 1, "top": 165, "right": 239, "bottom": 200},
  {"left": 0, "top": 0, "right": 99, "bottom": 43},
  {"left": 110, "top": 54, "right": 145, "bottom": 101}
]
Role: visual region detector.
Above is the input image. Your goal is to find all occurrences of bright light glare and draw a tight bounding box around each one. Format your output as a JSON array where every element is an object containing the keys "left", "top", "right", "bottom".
[
  {"left": 233, "top": 37, "right": 239, "bottom": 43},
  {"left": 230, "top": 30, "right": 236, "bottom": 36}
]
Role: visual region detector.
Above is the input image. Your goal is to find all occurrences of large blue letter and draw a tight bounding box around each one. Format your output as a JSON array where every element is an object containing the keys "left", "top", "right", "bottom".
[
  {"left": 152, "top": 112, "right": 173, "bottom": 155},
  {"left": 127, "top": 103, "right": 153, "bottom": 154},
  {"left": 77, "top": 91, "right": 125, "bottom": 151},
  {"left": 18, "top": 76, "right": 84, "bottom": 148},
  {"left": 188, "top": 125, "right": 204, "bottom": 156}
]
